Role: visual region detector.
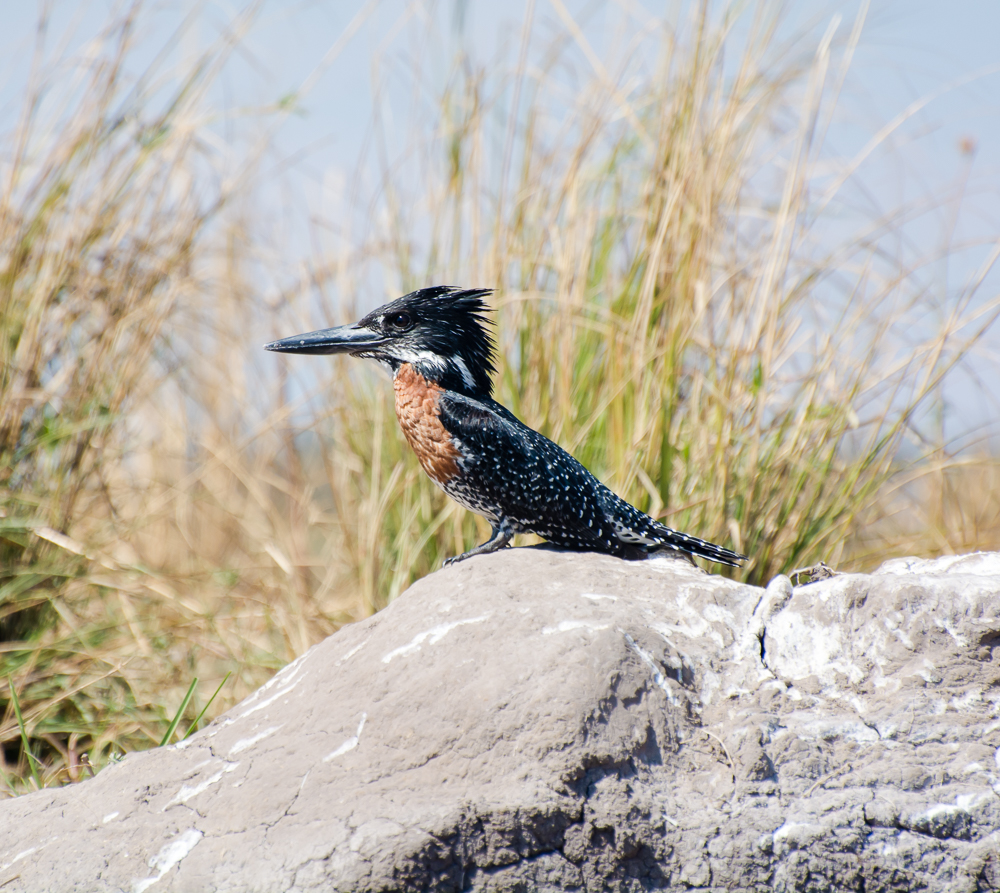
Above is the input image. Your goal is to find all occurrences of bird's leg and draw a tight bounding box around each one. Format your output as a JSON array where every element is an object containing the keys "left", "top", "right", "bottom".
[{"left": 443, "top": 522, "right": 513, "bottom": 566}]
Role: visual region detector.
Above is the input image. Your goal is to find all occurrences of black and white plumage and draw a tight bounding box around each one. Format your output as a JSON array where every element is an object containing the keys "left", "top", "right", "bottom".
[{"left": 265, "top": 286, "right": 746, "bottom": 568}]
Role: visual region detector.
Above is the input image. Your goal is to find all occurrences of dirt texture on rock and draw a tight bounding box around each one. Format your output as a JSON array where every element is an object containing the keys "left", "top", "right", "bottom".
[{"left": 2, "top": 549, "right": 1000, "bottom": 892}]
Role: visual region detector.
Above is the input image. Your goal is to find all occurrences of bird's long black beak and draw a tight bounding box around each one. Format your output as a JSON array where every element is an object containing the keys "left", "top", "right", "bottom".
[{"left": 263, "top": 323, "right": 386, "bottom": 355}]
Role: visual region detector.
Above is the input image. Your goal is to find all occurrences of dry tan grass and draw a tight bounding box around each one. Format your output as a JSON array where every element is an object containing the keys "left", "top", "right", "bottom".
[
  {"left": 2, "top": 1, "right": 999, "bottom": 791},
  {"left": 847, "top": 458, "right": 1000, "bottom": 566}
]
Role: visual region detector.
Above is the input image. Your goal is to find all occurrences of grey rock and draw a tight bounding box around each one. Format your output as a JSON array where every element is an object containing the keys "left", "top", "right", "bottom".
[{"left": 2, "top": 548, "right": 1000, "bottom": 892}]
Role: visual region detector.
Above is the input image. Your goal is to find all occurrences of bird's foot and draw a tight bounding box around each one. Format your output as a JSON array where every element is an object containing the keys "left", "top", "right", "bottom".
[{"left": 442, "top": 525, "right": 513, "bottom": 567}]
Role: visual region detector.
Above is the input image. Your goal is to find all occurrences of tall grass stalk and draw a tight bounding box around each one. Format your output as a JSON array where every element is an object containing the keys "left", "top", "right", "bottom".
[{"left": 0, "top": 4, "right": 261, "bottom": 791}]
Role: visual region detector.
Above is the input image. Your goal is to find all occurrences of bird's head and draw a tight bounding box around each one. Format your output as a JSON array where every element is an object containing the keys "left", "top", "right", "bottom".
[{"left": 264, "top": 286, "right": 497, "bottom": 397}]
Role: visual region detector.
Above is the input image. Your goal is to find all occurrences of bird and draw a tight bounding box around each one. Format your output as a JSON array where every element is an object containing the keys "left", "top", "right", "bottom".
[{"left": 264, "top": 286, "right": 746, "bottom": 569}]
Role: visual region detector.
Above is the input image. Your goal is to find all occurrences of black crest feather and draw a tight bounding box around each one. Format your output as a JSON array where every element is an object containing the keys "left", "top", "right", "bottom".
[{"left": 360, "top": 286, "right": 497, "bottom": 396}]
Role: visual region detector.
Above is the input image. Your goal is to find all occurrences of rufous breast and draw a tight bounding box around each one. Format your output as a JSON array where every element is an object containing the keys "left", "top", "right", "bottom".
[{"left": 393, "top": 363, "right": 462, "bottom": 485}]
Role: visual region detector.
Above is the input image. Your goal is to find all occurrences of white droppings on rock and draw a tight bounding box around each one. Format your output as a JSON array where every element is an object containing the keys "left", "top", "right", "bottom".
[
  {"left": 263, "top": 652, "right": 309, "bottom": 691},
  {"left": 324, "top": 714, "right": 367, "bottom": 762},
  {"left": 131, "top": 828, "right": 202, "bottom": 893},
  {"left": 541, "top": 619, "right": 610, "bottom": 635},
  {"left": 936, "top": 617, "right": 969, "bottom": 648},
  {"left": 883, "top": 617, "right": 916, "bottom": 650},
  {"left": 238, "top": 654, "right": 309, "bottom": 712},
  {"left": 910, "top": 791, "right": 989, "bottom": 824},
  {"left": 228, "top": 724, "right": 283, "bottom": 757},
  {"left": 951, "top": 689, "right": 982, "bottom": 711},
  {"left": 239, "top": 686, "right": 296, "bottom": 719},
  {"left": 0, "top": 847, "right": 37, "bottom": 872},
  {"left": 580, "top": 592, "right": 617, "bottom": 602},
  {"left": 337, "top": 638, "right": 370, "bottom": 664},
  {"left": 651, "top": 616, "right": 725, "bottom": 649},
  {"left": 622, "top": 631, "right": 681, "bottom": 706},
  {"left": 917, "top": 659, "right": 943, "bottom": 685},
  {"left": 381, "top": 616, "right": 490, "bottom": 663},
  {"left": 162, "top": 762, "right": 238, "bottom": 811},
  {"left": 763, "top": 609, "right": 866, "bottom": 686}
]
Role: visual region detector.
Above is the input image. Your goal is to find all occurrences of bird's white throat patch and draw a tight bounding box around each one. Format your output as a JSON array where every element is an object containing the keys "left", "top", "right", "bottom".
[
  {"left": 390, "top": 348, "right": 448, "bottom": 373},
  {"left": 389, "top": 348, "right": 475, "bottom": 389}
]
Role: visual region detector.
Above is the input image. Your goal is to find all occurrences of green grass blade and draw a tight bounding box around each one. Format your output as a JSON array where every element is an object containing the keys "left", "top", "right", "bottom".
[
  {"left": 159, "top": 677, "right": 198, "bottom": 747},
  {"left": 183, "top": 671, "right": 231, "bottom": 740},
  {"left": 8, "top": 675, "right": 42, "bottom": 789}
]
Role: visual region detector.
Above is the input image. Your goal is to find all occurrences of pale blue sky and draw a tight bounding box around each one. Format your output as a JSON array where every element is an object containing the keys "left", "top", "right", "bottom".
[
  {"left": 6, "top": 2, "right": 999, "bottom": 215},
  {"left": 3, "top": 1, "right": 999, "bottom": 444}
]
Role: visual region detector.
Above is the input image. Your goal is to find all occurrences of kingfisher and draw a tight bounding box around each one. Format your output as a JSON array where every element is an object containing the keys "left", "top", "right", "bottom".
[{"left": 264, "top": 287, "right": 746, "bottom": 568}]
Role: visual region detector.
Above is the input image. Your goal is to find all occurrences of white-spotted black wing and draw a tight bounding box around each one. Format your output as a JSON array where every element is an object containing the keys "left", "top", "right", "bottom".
[{"left": 436, "top": 391, "right": 744, "bottom": 566}]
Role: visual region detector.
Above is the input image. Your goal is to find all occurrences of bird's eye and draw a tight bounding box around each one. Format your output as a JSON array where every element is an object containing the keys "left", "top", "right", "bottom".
[{"left": 386, "top": 311, "right": 413, "bottom": 329}]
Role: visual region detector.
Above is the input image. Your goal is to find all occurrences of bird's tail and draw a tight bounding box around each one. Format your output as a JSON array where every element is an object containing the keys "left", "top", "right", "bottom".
[{"left": 648, "top": 526, "right": 746, "bottom": 567}]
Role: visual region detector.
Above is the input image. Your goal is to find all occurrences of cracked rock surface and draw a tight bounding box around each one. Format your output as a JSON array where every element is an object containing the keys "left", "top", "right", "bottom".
[{"left": 3, "top": 549, "right": 1000, "bottom": 892}]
